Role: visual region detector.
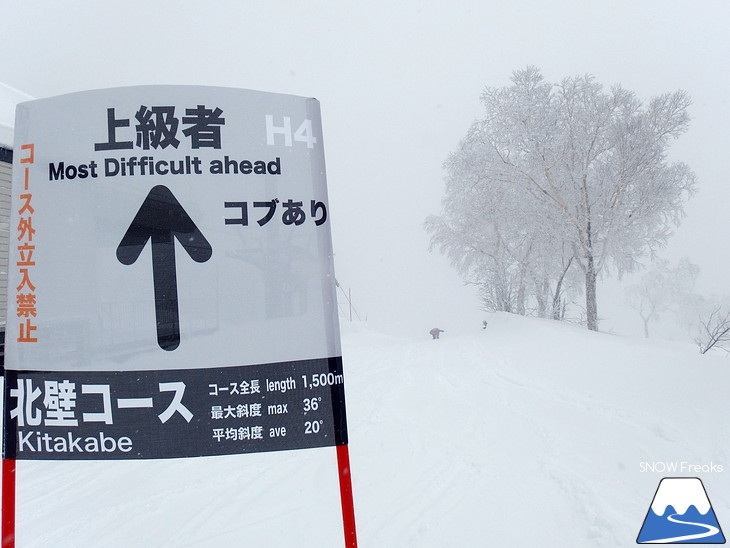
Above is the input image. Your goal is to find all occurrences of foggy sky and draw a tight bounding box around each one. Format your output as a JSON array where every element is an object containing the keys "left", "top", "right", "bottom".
[{"left": 3, "top": 0, "right": 729, "bottom": 339}]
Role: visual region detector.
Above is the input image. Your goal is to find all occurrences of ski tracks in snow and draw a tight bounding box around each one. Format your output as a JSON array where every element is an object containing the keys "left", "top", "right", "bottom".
[{"left": 346, "top": 334, "right": 511, "bottom": 546}]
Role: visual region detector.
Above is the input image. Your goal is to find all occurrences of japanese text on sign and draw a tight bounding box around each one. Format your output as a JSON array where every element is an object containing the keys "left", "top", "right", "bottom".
[
  {"left": 16, "top": 144, "right": 38, "bottom": 343},
  {"left": 4, "top": 358, "right": 347, "bottom": 460}
]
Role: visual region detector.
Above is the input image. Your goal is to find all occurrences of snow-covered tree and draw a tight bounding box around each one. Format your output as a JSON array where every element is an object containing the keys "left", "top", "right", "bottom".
[
  {"left": 427, "top": 67, "right": 696, "bottom": 330},
  {"left": 625, "top": 258, "right": 699, "bottom": 338},
  {"left": 425, "top": 130, "right": 577, "bottom": 317}
]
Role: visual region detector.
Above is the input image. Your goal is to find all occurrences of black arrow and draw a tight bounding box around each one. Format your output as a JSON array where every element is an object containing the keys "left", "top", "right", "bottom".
[{"left": 117, "top": 185, "right": 212, "bottom": 351}]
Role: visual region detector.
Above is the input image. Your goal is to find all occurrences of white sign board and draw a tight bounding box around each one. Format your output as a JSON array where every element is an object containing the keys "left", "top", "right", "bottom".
[{"left": 3, "top": 86, "right": 349, "bottom": 460}]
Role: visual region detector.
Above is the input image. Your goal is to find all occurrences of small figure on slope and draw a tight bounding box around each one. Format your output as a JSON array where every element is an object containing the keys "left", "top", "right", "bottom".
[{"left": 429, "top": 327, "right": 444, "bottom": 340}]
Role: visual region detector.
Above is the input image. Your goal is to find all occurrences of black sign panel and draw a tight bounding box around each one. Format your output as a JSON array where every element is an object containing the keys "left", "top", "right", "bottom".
[{"left": 3, "top": 357, "right": 347, "bottom": 460}]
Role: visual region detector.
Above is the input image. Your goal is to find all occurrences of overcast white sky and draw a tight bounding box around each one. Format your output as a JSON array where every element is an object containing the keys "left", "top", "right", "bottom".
[{"left": 3, "top": 0, "right": 729, "bottom": 339}]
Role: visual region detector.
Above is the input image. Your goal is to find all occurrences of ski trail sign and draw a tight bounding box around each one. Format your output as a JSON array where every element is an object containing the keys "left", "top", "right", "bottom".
[{"left": 1, "top": 86, "right": 357, "bottom": 547}]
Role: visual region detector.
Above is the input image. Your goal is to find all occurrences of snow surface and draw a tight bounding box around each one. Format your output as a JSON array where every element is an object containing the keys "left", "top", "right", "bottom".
[{"left": 3, "top": 313, "right": 730, "bottom": 547}]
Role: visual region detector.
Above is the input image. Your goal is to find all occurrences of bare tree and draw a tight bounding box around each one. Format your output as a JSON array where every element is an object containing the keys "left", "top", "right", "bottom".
[
  {"left": 695, "top": 306, "right": 730, "bottom": 354},
  {"left": 625, "top": 258, "right": 699, "bottom": 338}
]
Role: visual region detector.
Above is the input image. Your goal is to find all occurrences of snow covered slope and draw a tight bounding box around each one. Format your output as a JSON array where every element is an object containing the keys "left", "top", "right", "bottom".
[
  {"left": 345, "top": 315, "right": 730, "bottom": 547},
  {"left": 4, "top": 313, "right": 730, "bottom": 546}
]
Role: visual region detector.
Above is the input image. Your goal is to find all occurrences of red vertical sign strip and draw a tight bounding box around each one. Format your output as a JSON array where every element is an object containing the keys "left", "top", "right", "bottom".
[
  {"left": 2, "top": 142, "right": 34, "bottom": 548},
  {"left": 1, "top": 459, "right": 15, "bottom": 548},
  {"left": 336, "top": 444, "right": 358, "bottom": 547}
]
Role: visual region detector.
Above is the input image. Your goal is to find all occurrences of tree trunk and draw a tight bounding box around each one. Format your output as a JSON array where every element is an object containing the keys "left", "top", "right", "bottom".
[
  {"left": 585, "top": 255, "right": 598, "bottom": 331},
  {"left": 584, "top": 211, "right": 598, "bottom": 331},
  {"left": 552, "top": 256, "right": 573, "bottom": 320},
  {"left": 516, "top": 268, "right": 526, "bottom": 316},
  {"left": 536, "top": 279, "right": 547, "bottom": 318},
  {"left": 551, "top": 283, "right": 562, "bottom": 320}
]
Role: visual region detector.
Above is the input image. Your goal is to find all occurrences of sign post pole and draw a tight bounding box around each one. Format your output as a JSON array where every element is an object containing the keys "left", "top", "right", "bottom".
[
  {"left": 1, "top": 458, "right": 15, "bottom": 548},
  {"left": 337, "top": 444, "right": 358, "bottom": 547}
]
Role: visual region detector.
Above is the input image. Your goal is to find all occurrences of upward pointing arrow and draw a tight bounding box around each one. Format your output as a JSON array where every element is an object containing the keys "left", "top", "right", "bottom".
[{"left": 117, "top": 185, "right": 212, "bottom": 351}]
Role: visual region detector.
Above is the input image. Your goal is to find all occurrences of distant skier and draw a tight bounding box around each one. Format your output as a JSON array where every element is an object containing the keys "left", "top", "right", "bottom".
[
  {"left": 429, "top": 327, "right": 444, "bottom": 340},
  {"left": 482, "top": 320, "right": 488, "bottom": 330}
]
